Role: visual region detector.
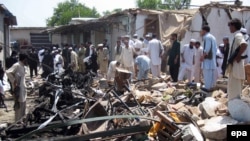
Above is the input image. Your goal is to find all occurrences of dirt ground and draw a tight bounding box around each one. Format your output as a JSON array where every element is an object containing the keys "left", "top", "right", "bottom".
[
  {"left": 0, "top": 68, "right": 42, "bottom": 125},
  {"left": 0, "top": 93, "right": 37, "bottom": 124}
]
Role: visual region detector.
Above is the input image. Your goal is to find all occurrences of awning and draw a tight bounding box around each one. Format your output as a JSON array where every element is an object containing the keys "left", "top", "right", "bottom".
[{"left": 0, "top": 4, "right": 17, "bottom": 25}]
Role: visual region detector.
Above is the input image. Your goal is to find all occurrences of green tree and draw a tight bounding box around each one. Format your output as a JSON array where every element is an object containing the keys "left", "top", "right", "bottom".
[
  {"left": 102, "top": 8, "right": 122, "bottom": 16},
  {"left": 136, "top": 0, "right": 191, "bottom": 10},
  {"left": 46, "top": 0, "right": 100, "bottom": 26}
]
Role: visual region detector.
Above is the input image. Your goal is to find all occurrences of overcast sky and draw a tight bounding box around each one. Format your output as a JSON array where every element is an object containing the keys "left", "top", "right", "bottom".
[{"left": 1, "top": 0, "right": 250, "bottom": 27}]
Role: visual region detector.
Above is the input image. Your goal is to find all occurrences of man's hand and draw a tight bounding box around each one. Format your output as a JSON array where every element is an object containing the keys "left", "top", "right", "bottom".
[
  {"left": 182, "top": 58, "right": 185, "bottom": 63},
  {"left": 200, "top": 55, "right": 204, "bottom": 62},
  {"left": 235, "top": 55, "right": 241, "bottom": 63},
  {"left": 174, "top": 58, "right": 178, "bottom": 64}
]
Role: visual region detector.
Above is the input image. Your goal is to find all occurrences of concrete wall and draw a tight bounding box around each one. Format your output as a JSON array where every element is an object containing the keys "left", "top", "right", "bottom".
[
  {"left": 51, "top": 33, "right": 61, "bottom": 46},
  {"left": 110, "top": 24, "right": 127, "bottom": 60},
  {"left": 181, "top": 7, "right": 250, "bottom": 47},
  {"left": 0, "top": 13, "right": 4, "bottom": 64},
  {"left": 135, "top": 14, "right": 148, "bottom": 38},
  {"left": 10, "top": 28, "right": 46, "bottom": 44}
]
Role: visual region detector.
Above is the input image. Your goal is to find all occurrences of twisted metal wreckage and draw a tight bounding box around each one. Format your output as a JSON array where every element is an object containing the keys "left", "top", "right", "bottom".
[{"left": 0, "top": 67, "right": 205, "bottom": 141}]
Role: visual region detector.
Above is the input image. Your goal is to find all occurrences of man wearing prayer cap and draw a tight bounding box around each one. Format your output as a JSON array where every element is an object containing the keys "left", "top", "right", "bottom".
[
  {"left": 240, "top": 28, "right": 247, "bottom": 34},
  {"left": 143, "top": 34, "right": 152, "bottom": 54},
  {"left": 133, "top": 33, "right": 143, "bottom": 56},
  {"left": 240, "top": 28, "right": 250, "bottom": 64},
  {"left": 178, "top": 39, "right": 196, "bottom": 82},
  {"left": 69, "top": 47, "right": 79, "bottom": 71},
  {"left": 54, "top": 49, "right": 64, "bottom": 73},
  {"left": 133, "top": 34, "right": 138, "bottom": 37},
  {"left": 78, "top": 43, "right": 86, "bottom": 73},
  {"left": 193, "top": 41, "right": 203, "bottom": 82},
  {"left": 97, "top": 43, "right": 109, "bottom": 78},
  {"left": 123, "top": 34, "right": 134, "bottom": 47}
]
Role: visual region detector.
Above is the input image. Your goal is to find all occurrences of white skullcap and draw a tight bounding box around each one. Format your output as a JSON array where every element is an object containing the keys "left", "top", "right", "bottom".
[
  {"left": 133, "top": 34, "right": 138, "bottom": 37},
  {"left": 145, "top": 34, "right": 151, "bottom": 37},
  {"left": 219, "top": 44, "right": 224, "bottom": 47},
  {"left": 223, "top": 36, "right": 229, "bottom": 40},
  {"left": 98, "top": 43, "right": 103, "bottom": 47},
  {"left": 190, "top": 39, "right": 196, "bottom": 42},
  {"left": 124, "top": 35, "right": 130, "bottom": 38},
  {"left": 53, "top": 47, "right": 57, "bottom": 50},
  {"left": 69, "top": 47, "right": 73, "bottom": 50},
  {"left": 240, "top": 28, "right": 247, "bottom": 34}
]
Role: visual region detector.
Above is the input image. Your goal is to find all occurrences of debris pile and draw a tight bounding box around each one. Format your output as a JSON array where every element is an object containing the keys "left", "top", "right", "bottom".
[{"left": 0, "top": 68, "right": 250, "bottom": 141}]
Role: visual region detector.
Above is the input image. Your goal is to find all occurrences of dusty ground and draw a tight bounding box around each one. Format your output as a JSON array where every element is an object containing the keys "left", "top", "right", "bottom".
[
  {"left": 0, "top": 93, "right": 37, "bottom": 124},
  {"left": 0, "top": 68, "right": 42, "bottom": 125}
]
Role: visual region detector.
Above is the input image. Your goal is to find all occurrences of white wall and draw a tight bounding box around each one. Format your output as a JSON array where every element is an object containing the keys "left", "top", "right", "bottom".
[
  {"left": 51, "top": 33, "right": 61, "bottom": 46},
  {"left": 207, "top": 8, "right": 231, "bottom": 45},
  {"left": 231, "top": 10, "right": 250, "bottom": 35},
  {"left": 135, "top": 14, "right": 148, "bottom": 38},
  {"left": 10, "top": 28, "right": 46, "bottom": 44},
  {"left": 110, "top": 24, "right": 127, "bottom": 60},
  {"left": 181, "top": 7, "right": 250, "bottom": 47},
  {"left": 181, "top": 12, "right": 203, "bottom": 47}
]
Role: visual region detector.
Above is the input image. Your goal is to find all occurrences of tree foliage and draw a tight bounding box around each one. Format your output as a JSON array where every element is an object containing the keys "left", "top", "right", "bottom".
[
  {"left": 46, "top": 0, "right": 100, "bottom": 26},
  {"left": 136, "top": 0, "right": 191, "bottom": 10},
  {"left": 102, "top": 8, "right": 122, "bottom": 16}
]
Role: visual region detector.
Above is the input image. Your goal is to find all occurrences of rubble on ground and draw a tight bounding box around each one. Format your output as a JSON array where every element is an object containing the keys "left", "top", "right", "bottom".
[{"left": 0, "top": 69, "right": 250, "bottom": 141}]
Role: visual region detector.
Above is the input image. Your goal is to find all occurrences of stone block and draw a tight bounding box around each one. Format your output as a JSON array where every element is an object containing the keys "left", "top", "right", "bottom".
[
  {"left": 228, "top": 99, "right": 250, "bottom": 122},
  {"left": 198, "top": 97, "right": 221, "bottom": 119},
  {"left": 151, "top": 82, "right": 167, "bottom": 90},
  {"left": 201, "top": 116, "right": 238, "bottom": 140},
  {"left": 169, "top": 102, "right": 185, "bottom": 111},
  {"left": 197, "top": 120, "right": 205, "bottom": 127}
]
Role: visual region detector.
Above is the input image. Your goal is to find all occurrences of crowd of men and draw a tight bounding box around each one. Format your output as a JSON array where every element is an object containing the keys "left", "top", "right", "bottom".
[
  {"left": 2, "top": 17, "right": 249, "bottom": 122},
  {"left": 168, "top": 18, "right": 249, "bottom": 100}
]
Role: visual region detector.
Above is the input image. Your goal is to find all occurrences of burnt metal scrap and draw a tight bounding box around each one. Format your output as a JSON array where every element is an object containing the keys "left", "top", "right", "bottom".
[{"left": 0, "top": 68, "right": 205, "bottom": 141}]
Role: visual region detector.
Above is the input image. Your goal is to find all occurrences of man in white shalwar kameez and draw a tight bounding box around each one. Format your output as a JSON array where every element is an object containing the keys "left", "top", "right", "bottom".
[
  {"left": 6, "top": 54, "right": 28, "bottom": 122},
  {"left": 200, "top": 25, "right": 217, "bottom": 91},
  {"left": 193, "top": 41, "right": 203, "bottom": 82},
  {"left": 38, "top": 48, "right": 45, "bottom": 70},
  {"left": 132, "top": 34, "right": 143, "bottom": 56},
  {"left": 226, "top": 19, "right": 248, "bottom": 100},
  {"left": 178, "top": 39, "right": 196, "bottom": 82},
  {"left": 215, "top": 44, "right": 223, "bottom": 79},
  {"left": 143, "top": 34, "right": 151, "bottom": 56},
  {"left": 107, "top": 61, "right": 120, "bottom": 81},
  {"left": 113, "top": 40, "right": 123, "bottom": 61},
  {"left": 119, "top": 40, "right": 135, "bottom": 77},
  {"left": 69, "top": 47, "right": 79, "bottom": 72},
  {"left": 148, "top": 34, "right": 164, "bottom": 78},
  {"left": 124, "top": 35, "right": 135, "bottom": 48},
  {"left": 54, "top": 49, "right": 64, "bottom": 74},
  {"left": 240, "top": 28, "right": 250, "bottom": 64}
]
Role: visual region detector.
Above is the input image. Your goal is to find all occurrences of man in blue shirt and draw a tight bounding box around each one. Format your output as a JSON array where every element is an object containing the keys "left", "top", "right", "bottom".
[
  {"left": 200, "top": 25, "right": 217, "bottom": 91},
  {"left": 135, "top": 54, "right": 151, "bottom": 80}
]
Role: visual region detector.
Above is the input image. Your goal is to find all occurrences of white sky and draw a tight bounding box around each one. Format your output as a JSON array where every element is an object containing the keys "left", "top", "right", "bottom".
[{"left": 1, "top": 0, "right": 250, "bottom": 27}]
